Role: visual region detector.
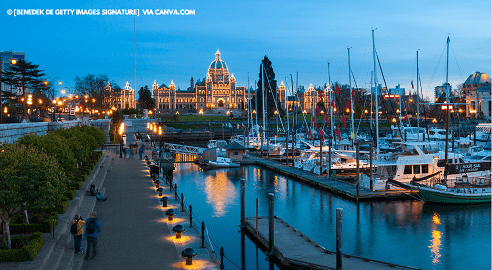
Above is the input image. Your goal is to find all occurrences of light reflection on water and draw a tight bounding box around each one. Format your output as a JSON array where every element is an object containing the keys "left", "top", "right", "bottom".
[{"left": 173, "top": 163, "right": 491, "bottom": 270}]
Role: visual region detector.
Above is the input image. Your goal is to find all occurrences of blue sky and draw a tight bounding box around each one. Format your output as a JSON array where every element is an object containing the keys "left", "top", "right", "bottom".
[{"left": 2, "top": 0, "right": 490, "bottom": 100}]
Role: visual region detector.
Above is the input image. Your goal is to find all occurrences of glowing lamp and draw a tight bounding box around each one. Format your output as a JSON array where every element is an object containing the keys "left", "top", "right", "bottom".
[
  {"left": 181, "top": 248, "right": 197, "bottom": 266},
  {"left": 173, "top": 225, "right": 185, "bottom": 239},
  {"left": 161, "top": 196, "right": 170, "bottom": 207},
  {"left": 156, "top": 187, "right": 164, "bottom": 196},
  {"left": 165, "top": 209, "right": 176, "bottom": 221}
]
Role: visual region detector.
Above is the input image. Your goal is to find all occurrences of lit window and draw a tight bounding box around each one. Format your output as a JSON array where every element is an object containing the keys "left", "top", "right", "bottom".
[{"left": 404, "top": 165, "right": 412, "bottom": 174}]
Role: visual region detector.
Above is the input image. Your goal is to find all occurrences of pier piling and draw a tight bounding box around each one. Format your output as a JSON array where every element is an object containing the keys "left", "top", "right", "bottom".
[
  {"left": 268, "top": 193, "right": 274, "bottom": 255},
  {"left": 241, "top": 179, "right": 245, "bottom": 228},
  {"left": 336, "top": 208, "right": 343, "bottom": 270}
]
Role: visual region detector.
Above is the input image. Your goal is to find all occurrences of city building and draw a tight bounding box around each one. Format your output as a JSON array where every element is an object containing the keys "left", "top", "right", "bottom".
[
  {"left": 434, "top": 83, "right": 452, "bottom": 100},
  {"left": 102, "top": 81, "right": 136, "bottom": 110},
  {"left": 0, "top": 51, "right": 25, "bottom": 95},
  {"left": 152, "top": 49, "right": 247, "bottom": 113},
  {"left": 463, "top": 72, "right": 491, "bottom": 118}
]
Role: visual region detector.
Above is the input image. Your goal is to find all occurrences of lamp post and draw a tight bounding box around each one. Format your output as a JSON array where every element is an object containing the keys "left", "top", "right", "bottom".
[
  {"left": 0, "top": 51, "right": 17, "bottom": 124},
  {"left": 119, "top": 122, "right": 125, "bottom": 158},
  {"left": 43, "top": 78, "right": 62, "bottom": 121}
]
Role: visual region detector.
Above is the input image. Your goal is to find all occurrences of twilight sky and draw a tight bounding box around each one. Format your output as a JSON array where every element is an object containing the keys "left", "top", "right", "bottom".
[{"left": 2, "top": 0, "right": 490, "bottom": 100}]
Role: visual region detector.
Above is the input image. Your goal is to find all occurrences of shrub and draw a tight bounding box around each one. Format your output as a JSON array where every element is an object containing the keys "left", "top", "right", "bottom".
[
  {"left": 65, "top": 189, "right": 76, "bottom": 200},
  {"left": 0, "top": 232, "right": 45, "bottom": 261},
  {"left": 54, "top": 199, "right": 69, "bottom": 215},
  {"left": 71, "top": 181, "right": 82, "bottom": 190}
]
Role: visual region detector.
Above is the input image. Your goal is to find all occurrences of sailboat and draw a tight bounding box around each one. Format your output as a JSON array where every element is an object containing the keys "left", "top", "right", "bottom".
[{"left": 406, "top": 37, "right": 491, "bottom": 204}]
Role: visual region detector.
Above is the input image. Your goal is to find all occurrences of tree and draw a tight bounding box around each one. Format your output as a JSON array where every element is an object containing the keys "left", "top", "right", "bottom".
[
  {"left": 74, "top": 74, "right": 109, "bottom": 112},
  {"left": 0, "top": 143, "right": 68, "bottom": 249},
  {"left": 138, "top": 85, "right": 155, "bottom": 110},
  {"left": 254, "top": 56, "right": 281, "bottom": 120},
  {"left": 2, "top": 59, "right": 46, "bottom": 121}
]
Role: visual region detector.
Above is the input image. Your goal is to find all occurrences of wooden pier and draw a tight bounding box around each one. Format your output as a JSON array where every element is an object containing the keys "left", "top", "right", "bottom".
[
  {"left": 244, "top": 156, "right": 419, "bottom": 201},
  {"left": 244, "top": 216, "right": 421, "bottom": 270}
]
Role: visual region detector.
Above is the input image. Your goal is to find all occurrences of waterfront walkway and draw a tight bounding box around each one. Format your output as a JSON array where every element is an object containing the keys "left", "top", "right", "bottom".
[{"left": 0, "top": 149, "right": 218, "bottom": 270}]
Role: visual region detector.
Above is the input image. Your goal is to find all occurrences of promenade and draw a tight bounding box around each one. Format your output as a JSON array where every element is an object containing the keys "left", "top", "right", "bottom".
[{"left": 0, "top": 148, "right": 218, "bottom": 270}]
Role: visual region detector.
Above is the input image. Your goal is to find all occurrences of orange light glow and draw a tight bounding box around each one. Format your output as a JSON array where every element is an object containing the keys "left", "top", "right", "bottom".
[
  {"left": 156, "top": 217, "right": 186, "bottom": 224},
  {"left": 171, "top": 259, "right": 215, "bottom": 269},
  {"left": 163, "top": 235, "right": 194, "bottom": 245}
]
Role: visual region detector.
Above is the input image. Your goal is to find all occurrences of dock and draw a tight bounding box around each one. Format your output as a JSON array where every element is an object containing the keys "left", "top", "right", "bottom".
[
  {"left": 243, "top": 156, "right": 419, "bottom": 201},
  {"left": 244, "top": 216, "right": 421, "bottom": 270}
]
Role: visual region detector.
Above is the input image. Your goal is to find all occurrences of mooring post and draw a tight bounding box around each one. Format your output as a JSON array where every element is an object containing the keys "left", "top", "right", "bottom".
[
  {"left": 189, "top": 205, "right": 193, "bottom": 228},
  {"left": 181, "top": 193, "right": 184, "bottom": 212},
  {"left": 268, "top": 193, "right": 274, "bottom": 255},
  {"left": 220, "top": 247, "right": 225, "bottom": 270},
  {"left": 201, "top": 221, "right": 205, "bottom": 248},
  {"left": 255, "top": 198, "right": 259, "bottom": 237},
  {"left": 336, "top": 208, "right": 343, "bottom": 270},
  {"left": 174, "top": 183, "right": 178, "bottom": 199},
  {"left": 240, "top": 179, "right": 245, "bottom": 228}
]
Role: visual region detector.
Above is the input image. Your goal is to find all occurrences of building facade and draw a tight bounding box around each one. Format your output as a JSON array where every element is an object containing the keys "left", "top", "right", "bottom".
[
  {"left": 0, "top": 51, "right": 25, "bottom": 96},
  {"left": 153, "top": 49, "right": 247, "bottom": 113},
  {"left": 103, "top": 81, "right": 136, "bottom": 110},
  {"left": 463, "top": 72, "right": 491, "bottom": 118}
]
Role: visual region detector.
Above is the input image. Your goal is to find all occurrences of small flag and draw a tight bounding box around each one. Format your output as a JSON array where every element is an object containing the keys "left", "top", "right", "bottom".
[
  {"left": 404, "top": 112, "right": 409, "bottom": 121},
  {"left": 330, "top": 99, "right": 335, "bottom": 108},
  {"left": 336, "top": 84, "right": 339, "bottom": 97},
  {"left": 319, "top": 129, "right": 324, "bottom": 142},
  {"left": 309, "top": 129, "right": 314, "bottom": 140},
  {"left": 324, "top": 113, "right": 329, "bottom": 123},
  {"left": 316, "top": 104, "right": 320, "bottom": 115},
  {"left": 350, "top": 131, "right": 355, "bottom": 139},
  {"left": 336, "top": 127, "right": 341, "bottom": 142},
  {"left": 346, "top": 100, "right": 350, "bottom": 110},
  {"left": 351, "top": 87, "right": 355, "bottom": 98},
  {"left": 341, "top": 114, "right": 346, "bottom": 128},
  {"left": 405, "top": 101, "right": 410, "bottom": 110},
  {"left": 411, "top": 80, "right": 414, "bottom": 89},
  {"left": 312, "top": 116, "right": 317, "bottom": 128}
]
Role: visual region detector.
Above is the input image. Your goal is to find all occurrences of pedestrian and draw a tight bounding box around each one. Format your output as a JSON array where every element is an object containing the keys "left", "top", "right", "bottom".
[
  {"left": 139, "top": 145, "right": 144, "bottom": 160},
  {"left": 90, "top": 183, "right": 107, "bottom": 201},
  {"left": 71, "top": 214, "right": 85, "bottom": 254},
  {"left": 84, "top": 212, "right": 101, "bottom": 260}
]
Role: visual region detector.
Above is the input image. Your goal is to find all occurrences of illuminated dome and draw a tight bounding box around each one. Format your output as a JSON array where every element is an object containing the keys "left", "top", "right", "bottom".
[
  {"left": 464, "top": 72, "right": 491, "bottom": 85},
  {"left": 208, "top": 49, "right": 230, "bottom": 83}
]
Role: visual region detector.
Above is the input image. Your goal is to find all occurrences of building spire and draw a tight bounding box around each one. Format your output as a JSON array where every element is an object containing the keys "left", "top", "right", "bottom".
[{"left": 216, "top": 48, "right": 220, "bottom": 61}]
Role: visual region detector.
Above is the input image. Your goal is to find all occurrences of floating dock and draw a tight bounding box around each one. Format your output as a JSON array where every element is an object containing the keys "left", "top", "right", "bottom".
[
  {"left": 244, "top": 216, "right": 421, "bottom": 270},
  {"left": 243, "top": 156, "right": 419, "bottom": 201}
]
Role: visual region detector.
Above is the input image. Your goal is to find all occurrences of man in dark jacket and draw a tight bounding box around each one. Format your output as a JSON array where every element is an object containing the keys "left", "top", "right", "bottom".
[{"left": 84, "top": 212, "right": 101, "bottom": 260}]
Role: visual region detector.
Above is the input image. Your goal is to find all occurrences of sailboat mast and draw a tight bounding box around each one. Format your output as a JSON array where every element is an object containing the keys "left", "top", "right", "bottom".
[
  {"left": 416, "top": 50, "right": 420, "bottom": 135},
  {"left": 262, "top": 63, "right": 266, "bottom": 140},
  {"left": 348, "top": 47, "right": 354, "bottom": 142},
  {"left": 372, "top": 29, "right": 379, "bottom": 159},
  {"left": 328, "top": 62, "right": 333, "bottom": 144},
  {"left": 444, "top": 36, "right": 450, "bottom": 182}
]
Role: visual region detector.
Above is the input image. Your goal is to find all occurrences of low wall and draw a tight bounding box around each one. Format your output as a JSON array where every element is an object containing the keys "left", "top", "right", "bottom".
[{"left": 0, "top": 119, "right": 111, "bottom": 145}]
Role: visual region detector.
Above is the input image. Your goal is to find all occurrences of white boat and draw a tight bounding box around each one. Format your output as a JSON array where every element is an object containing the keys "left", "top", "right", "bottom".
[{"left": 200, "top": 157, "right": 240, "bottom": 169}]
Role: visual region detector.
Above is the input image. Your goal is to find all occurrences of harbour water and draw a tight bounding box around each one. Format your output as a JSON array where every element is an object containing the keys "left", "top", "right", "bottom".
[{"left": 172, "top": 162, "right": 491, "bottom": 270}]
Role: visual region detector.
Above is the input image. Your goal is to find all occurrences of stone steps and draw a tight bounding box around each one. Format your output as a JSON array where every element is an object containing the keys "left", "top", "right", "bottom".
[{"left": 26, "top": 153, "right": 112, "bottom": 270}]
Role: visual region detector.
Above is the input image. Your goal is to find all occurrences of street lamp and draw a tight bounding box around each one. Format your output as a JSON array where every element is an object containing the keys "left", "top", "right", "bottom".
[
  {"left": 0, "top": 51, "right": 17, "bottom": 124},
  {"left": 119, "top": 122, "right": 125, "bottom": 158},
  {"left": 44, "top": 78, "right": 62, "bottom": 121}
]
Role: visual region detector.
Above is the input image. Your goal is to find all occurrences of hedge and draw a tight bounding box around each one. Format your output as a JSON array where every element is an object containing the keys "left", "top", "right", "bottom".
[
  {"left": 71, "top": 181, "right": 83, "bottom": 190},
  {"left": 65, "top": 189, "right": 76, "bottom": 200},
  {"left": 54, "top": 199, "right": 69, "bottom": 215},
  {"left": 0, "top": 232, "right": 43, "bottom": 262},
  {"left": 10, "top": 212, "right": 58, "bottom": 234}
]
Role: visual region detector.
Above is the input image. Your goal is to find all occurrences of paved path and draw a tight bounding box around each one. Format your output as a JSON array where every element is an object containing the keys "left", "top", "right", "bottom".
[{"left": 80, "top": 150, "right": 218, "bottom": 270}]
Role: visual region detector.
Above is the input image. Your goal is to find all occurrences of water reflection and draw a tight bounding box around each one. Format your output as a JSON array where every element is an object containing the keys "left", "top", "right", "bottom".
[{"left": 203, "top": 170, "right": 238, "bottom": 217}]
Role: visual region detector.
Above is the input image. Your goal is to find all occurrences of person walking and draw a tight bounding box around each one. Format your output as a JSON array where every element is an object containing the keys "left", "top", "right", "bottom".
[
  {"left": 84, "top": 212, "right": 102, "bottom": 260},
  {"left": 71, "top": 214, "right": 85, "bottom": 254},
  {"left": 139, "top": 145, "right": 144, "bottom": 160}
]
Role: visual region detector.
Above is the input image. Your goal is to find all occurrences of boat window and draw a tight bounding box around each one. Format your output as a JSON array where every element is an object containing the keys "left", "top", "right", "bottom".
[
  {"left": 404, "top": 165, "right": 412, "bottom": 174},
  {"left": 422, "top": 164, "right": 429, "bottom": 173},
  {"left": 459, "top": 158, "right": 465, "bottom": 163},
  {"left": 234, "top": 150, "right": 239, "bottom": 155},
  {"left": 437, "top": 159, "right": 444, "bottom": 167},
  {"left": 413, "top": 165, "right": 420, "bottom": 174}
]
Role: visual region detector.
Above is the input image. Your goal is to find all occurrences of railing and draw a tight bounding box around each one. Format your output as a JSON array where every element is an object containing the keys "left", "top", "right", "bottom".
[
  {"left": 159, "top": 170, "right": 242, "bottom": 269},
  {"left": 164, "top": 143, "right": 206, "bottom": 155}
]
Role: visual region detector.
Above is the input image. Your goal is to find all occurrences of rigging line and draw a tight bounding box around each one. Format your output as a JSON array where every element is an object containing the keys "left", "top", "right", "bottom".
[
  {"left": 450, "top": 44, "right": 464, "bottom": 82},
  {"left": 427, "top": 42, "right": 447, "bottom": 96},
  {"left": 376, "top": 52, "right": 401, "bottom": 146}
]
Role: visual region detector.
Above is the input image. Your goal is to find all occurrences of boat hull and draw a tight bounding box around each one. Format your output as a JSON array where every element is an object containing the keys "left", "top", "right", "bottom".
[{"left": 418, "top": 187, "right": 491, "bottom": 204}]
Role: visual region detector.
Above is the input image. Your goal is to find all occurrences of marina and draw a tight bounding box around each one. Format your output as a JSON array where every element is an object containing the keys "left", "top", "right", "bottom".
[{"left": 171, "top": 162, "right": 491, "bottom": 270}]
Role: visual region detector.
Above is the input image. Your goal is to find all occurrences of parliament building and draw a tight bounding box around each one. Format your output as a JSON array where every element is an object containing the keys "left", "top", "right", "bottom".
[{"left": 152, "top": 49, "right": 247, "bottom": 113}]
